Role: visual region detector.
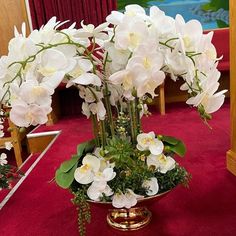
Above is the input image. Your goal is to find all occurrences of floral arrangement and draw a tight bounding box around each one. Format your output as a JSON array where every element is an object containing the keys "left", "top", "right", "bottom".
[
  {"left": 0, "top": 4, "right": 226, "bottom": 235},
  {"left": 0, "top": 153, "right": 22, "bottom": 190}
]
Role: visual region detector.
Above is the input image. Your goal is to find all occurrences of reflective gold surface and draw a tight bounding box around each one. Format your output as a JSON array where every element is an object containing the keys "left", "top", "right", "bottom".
[{"left": 107, "top": 207, "right": 152, "bottom": 231}]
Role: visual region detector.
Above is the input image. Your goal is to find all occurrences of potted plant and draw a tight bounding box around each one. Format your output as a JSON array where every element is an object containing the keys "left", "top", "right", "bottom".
[{"left": 0, "top": 4, "right": 226, "bottom": 235}]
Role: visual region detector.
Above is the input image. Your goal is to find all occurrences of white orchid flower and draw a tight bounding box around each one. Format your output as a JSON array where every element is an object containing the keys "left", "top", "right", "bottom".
[
  {"left": 112, "top": 192, "right": 127, "bottom": 208},
  {"left": 87, "top": 181, "right": 113, "bottom": 201},
  {"left": 78, "top": 86, "right": 103, "bottom": 103},
  {"left": 76, "top": 21, "right": 109, "bottom": 46},
  {"left": 128, "top": 42, "right": 163, "bottom": 72},
  {"left": 189, "top": 89, "right": 227, "bottom": 114},
  {"left": 149, "top": 6, "right": 175, "bottom": 39},
  {"left": 94, "top": 167, "right": 116, "bottom": 182},
  {"left": 112, "top": 189, "right": 143, "bottom": 209},
  {"left": 82, "top": 102, "right": 91, "bottom": 119},
  {"left": 106, "top": 4, "right": 146, "bottom": 26},
  {"left": 114, "top": 19, "right": 149, "bottom": 51},
  {"left": 89, "top": 101, "right": 106, "bottom": 121},
  {"left": 8, "top": 23, "right": 38, "bottom": 61},
  {"left": 175, "top": 14, "right": 203, "bottom": 53},
  {"left": 137, "top": 131, "right": 164, "bottom": 155},
  {"left": 135, "top": 73, "right": 165, "bottom": 98},
  {"left": 186, "top": 79, "right": 227, "bottom": 114},
  {"left": 67, "top": 58, "right": 101, "bottom": 87},
  {"left": 106, "top": 10, "right": 124, "bottom": 25},
  {"left": 124, "top": 4, "right": 146, "bottom": 18},
  {"left": 142, "top": 177, "right": 159, "bottom": 196},
  {"left": 38, "top": 48, "right": 76, "bottom": 77},
  {"left": 109, "top": 69, "right": 134, "bottom": 91},
  {"left": 13, "top": 80, "right": 52, "bottom": 107},
  {"left": 0, "top": 153, "right": 8, "bottom": 166},
  {"left": 9, "top": 100, "right": 51, "bottom": 127},
  {"left": 74, "top": 154, "right": 100, "bottom": 185},
  {"left": 29, "top": 17, "right": 70, "bottom": 45},
  {"left": 147, "top": 154, "right": 176, "bottom": 174},
  {"left": 158, "top": 155, "right": 176, "bottom": 174},
  {"left": 105, "top": 43, "right": 130, "bottom": 72}
]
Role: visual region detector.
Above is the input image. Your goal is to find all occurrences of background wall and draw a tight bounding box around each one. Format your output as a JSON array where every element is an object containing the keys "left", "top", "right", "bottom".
[{"left": 0, "top": 0, "right": 29, "bottom": 55}]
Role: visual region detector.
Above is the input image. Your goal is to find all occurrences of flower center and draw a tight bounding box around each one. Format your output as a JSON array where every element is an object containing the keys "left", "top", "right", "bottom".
[
  {"left": 143, "top": 57, "right": 151, "bottom": 69},
  {"left": 80, "top": 164, "right": 90, "bottom": 173},
  {"left": 38, "top": 66, "right": 56, "bottom": 77},
  {"left": 70, "top": 67, "right": 84, "bottom": 77},
  {"left": 142, "top": 137, "right": 155, "bottom": 145},
  {"left": 32, "top": 86, "right": 46, "bottom": 97},
  {"left": 129, "top": 32, "right": 140, "bottom": 48}
]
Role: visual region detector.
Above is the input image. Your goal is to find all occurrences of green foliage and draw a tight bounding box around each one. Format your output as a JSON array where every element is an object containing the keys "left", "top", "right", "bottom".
[
  {"left": 109, "top": 160, "right": 154, "bottom": 195},
  {"left": 0, "top": 164, "right": 12, "bottom": 189},
  {"left": 155, "top": 165, "right": 191, "bottom": 193},
  {"left": 55, "top": 164, "right": 77, "bottom": 189},
  {"left": 0, "top": 164, "right": 22, "bottom": 189},
  {"left": 201, "top": 0, "right": 229, "bottom": 11},
  {"left": 72, "top": 188, "right": 91, "bottom": 236},
  {"left": 104, "top": 137, "right": 134, "bottom": 167},
  {"left": 201, "top": 0, "right": 229, "bottom": 28},
  {"left": 159, "top": 135, "right": 186, "bottom": 157}
]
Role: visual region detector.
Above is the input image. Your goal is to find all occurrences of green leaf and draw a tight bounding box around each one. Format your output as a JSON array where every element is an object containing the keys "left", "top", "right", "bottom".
[
  {"left": 77, "top": 139, "right": 95, "bottom": 157},
  {"left": 169, "top": 141, "right": 186, "bottom": 157},
  {"left": 84, "top": 139, "right": 95, "bottom": 153},
  {"left": 55, "top": 164, "right": 77, "bottom": 189},
  {"left": 59, "top": 155, "right": 79, "bottom": 173},
  {"left": 77, "top": 142, "right": 88, "bottom": 157},
  {"left": 160, "top": 135, "right": 179, "bottom": 145}
]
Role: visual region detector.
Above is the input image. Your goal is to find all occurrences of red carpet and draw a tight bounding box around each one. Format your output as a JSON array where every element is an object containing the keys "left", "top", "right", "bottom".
[{"left": 0, "top": 101, "right": 236, "bottom": 236}]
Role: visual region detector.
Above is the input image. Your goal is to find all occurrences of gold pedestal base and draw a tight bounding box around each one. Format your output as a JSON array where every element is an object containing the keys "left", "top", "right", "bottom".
[{"left": 107, "top": 207, "right": 152, "bottom": 231}]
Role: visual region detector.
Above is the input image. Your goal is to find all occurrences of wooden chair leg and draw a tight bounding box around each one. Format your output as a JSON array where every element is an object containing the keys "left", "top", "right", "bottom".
[
  {"left": 13, "top": 140, "right": 23, "bottom": 167},
  {"left": 159, "top": 82, "right": 165, "bottom": 115}
]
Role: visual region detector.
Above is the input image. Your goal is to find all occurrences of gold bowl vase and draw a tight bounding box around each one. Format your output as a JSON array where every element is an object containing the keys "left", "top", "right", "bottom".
[{"left": 89, "top": 190, "right": 170, "bottom": 231}]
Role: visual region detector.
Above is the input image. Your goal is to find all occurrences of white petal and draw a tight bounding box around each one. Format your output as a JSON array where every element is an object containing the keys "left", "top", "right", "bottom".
[
  {"left": 149, "top": 140, "right": 164, "bottom": 155},
  {"left": 73, "top": 73, "right": 101, "bottom": 86},
  {"left": 82, "top": 154, "right": 100, "bottom": 173}
]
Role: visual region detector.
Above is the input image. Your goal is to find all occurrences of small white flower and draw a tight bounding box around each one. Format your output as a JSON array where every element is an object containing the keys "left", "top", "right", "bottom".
[
  {"left": 112, "top": 189, "right": 143, "bottom": 209},
  {"left": 5, "top": 141, "right": 13, "bottom": 150},
  {"left": 89, "top": 101, "right": 106, "bottom": 121},
  {"left": 147, "top": 154, "right": 176, "bottom": 174},
  {"left": 142, "top": 177, "right": 159, "bottom": 196},
  {"left": 67, "top": 58, "right": 101, "bottom": 87},
  {"left": 87, "top": 181, "right": 113, "bottom": 201},
  {"left": 94, "top": 167, "right": 116, "bottom": 182},
  {"left": 74, "top": 154, "right": 100, "bottom": 184},
  {"left": 137, "top": 132, "right": 164, "bottom": 155},
  {"left": 0, "top": 153, "right": 8, "bottom": 166},
  {"left": 10, "top": 100, "right": 51, "bottom": 127}
]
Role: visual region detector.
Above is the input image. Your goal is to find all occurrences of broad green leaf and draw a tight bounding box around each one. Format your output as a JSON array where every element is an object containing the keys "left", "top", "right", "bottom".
[
  {"left": 55, "top": 164, "right": 77, "bottom": 189},
  {"left": 161, "top": 135, "right": 179, "bottom": 145},
  {"left": 77, "top": 139, "right": 95, "bottom": 156},
  {"left": 169, "top": 141, "right": 186, "bottom": 157},
  {"left": 59, "top": 155, "right": 79, "bottom": 173},
  {"left": 84, "top": 139, "right": 95, "bottom": 153},
  {"left": 77, "top": 141, "right": 88, "bottom": 157}
]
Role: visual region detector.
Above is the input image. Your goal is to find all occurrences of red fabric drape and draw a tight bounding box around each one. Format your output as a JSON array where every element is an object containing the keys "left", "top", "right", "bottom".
[{"left": 28, "top": 0, "right": 117, "bottom": 29}]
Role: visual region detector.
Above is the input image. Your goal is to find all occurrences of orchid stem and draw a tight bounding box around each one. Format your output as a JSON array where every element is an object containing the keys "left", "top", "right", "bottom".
[
  {"left": 100, "top": 120, "right": 106, "bottom": 149},
  {"left": 91, "top": 115, "right": 100, "bottom": 147}
]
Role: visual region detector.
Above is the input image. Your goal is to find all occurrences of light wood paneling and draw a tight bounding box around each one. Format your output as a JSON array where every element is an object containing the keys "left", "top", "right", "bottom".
[
  {"left": 227, "top": 0, "right": 236, "bottom": 176},
  {"left": 27, "top": 135, "right": 57, "bottom": 154},
  {"left": 0, "top": 0, "right": 29, "bottom": 55}
]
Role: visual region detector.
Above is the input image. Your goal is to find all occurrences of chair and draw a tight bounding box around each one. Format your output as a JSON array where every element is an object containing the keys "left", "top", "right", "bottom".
[{"left": 0, "top": 114, "right": 26, "bottom": 167}]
